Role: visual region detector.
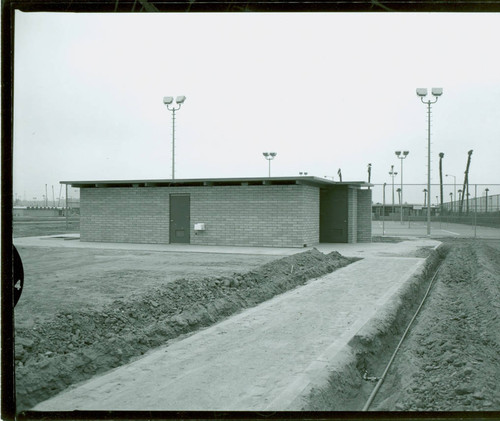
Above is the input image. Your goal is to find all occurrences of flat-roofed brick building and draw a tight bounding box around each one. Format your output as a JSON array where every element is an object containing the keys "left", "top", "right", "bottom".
[{"left": 61, "top": 176, "right": 372, "bottom": 247}]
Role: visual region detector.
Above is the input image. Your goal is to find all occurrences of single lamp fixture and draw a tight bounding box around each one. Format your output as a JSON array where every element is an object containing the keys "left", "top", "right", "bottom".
[
  {"left": 163, "top": 96, "right": 174, "bottom": 105},
  {"left": 416, "top": 88, "right": 428, "bottom": 97},
  {"left": 431, "top": 88, "right": 443, "bottom": 96}
]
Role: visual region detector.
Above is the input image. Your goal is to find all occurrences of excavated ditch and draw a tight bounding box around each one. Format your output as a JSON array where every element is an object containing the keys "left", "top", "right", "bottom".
[
  {"left": 303, "top": 244, "right": 447, "bottom": 410},
  {"left": 370, "top": 241, "right": 500, "bottom": 412},
  {"left": 15, "top": 248, "right": 356, "bottom": 411},
  {"left": 304, "top": 240, "right": 500, "bottom": 412}
]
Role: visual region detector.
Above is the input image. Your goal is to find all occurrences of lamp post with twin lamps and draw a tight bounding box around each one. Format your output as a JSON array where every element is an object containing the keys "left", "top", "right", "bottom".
[
  {"left": 416, "top": 87, "right": 443, "bottom": 235},
  {"left": 262, "top": 152, "right": 277, "bottom": 177},
  {"left": 163, "top": 95, "right": 186, "bottom": 180},
  {"left": 395, "top": 150, "right": 409, "bottom": 224}
]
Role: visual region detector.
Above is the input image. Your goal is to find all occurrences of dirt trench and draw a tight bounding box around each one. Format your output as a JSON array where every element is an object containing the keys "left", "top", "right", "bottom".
[
  {"left": 15, "top": 248, "right": 356, "bottom": 411},
  {"left": 304, "top": 240, "right": 500, "bottom": 412},
  {"left": 371, "top": 240, "right": 500, "bottom": 411},
  {"left": 302, "top": 243, "right": 447, "bottom": 411}
]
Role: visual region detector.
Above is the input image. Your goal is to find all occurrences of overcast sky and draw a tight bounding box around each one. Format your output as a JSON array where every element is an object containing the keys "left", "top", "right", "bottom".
[{"left": 13, "top": 12, "right": 500, "bottom": 204}]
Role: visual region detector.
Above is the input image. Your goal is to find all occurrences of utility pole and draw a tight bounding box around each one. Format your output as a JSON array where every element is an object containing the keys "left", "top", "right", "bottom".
[
  {"left": 58, "top": 185, "right": 63, "bottom": 207},
  {"left": 382, "top": 183, "right": 386, "bottom": 235},
  {"left": 459, "top": 150, "right": 473, "bottom": 215},
  {"left": 65, "top": 184, "right": 69, "bottom": 229},
  {"left": 389, "top": 165, "right": 398, "bottom": 217},
  {"left": 439, "top": 153, "right": 444, "bottom": 213}
]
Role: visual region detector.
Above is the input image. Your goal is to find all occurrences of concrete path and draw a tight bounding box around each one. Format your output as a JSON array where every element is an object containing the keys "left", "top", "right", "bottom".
[
  {"left": 14, "top": 234, "right": 439, "bottom": 258},
  {"left": 33, "top": 250, "right": 431, "bottom": 411}
]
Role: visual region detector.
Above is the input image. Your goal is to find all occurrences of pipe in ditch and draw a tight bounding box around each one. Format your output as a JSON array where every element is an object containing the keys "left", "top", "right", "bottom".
[{"left": 362, "top": 259, "right": 444, "bottom": 411}]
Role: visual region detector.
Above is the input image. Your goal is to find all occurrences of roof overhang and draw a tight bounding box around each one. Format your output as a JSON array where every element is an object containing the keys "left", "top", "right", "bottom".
[{"left": 60, "top": 176, "right": 373, "bottom": 189}]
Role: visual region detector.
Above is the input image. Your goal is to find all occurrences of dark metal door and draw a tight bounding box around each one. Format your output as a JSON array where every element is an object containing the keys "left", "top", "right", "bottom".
[
  {"left": 320, "top": 188, "right": 348, "bottom": 243},
  {"left": 170, "top": 195, "right": 190, "bottom": 244}
]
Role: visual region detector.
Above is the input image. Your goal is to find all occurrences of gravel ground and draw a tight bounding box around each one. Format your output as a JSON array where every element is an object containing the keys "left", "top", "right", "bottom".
[
  {"left": 371, "top": 239, "right": 500, "bottom": 411},
  {"left": 15, "top": 248, "right": 355, "bottom": 411}
]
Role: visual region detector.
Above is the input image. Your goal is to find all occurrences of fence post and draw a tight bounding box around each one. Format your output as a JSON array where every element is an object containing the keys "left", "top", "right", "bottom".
[
  {"left": 382, "top": 183, "right": 386, "bottom": 236},
  {"left": 65, "top": 184, "right": 68, "bottom": 230},
  {"left": 474, "top": 184, "right": 477, "bottom": 238}
]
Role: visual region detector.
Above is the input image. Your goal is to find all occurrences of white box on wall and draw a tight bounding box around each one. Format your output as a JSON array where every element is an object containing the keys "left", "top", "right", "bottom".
[{"left": 194, "top": 223, "right": 206, "bottom": 231}]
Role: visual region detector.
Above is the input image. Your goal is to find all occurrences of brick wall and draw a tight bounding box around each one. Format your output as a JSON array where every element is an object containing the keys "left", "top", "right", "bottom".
[
  {"left": 300, "top": 185, "right": 320, "bottom": 247},
  {"left": 347, "top": 187, "right": 358, "bottom": 243},
  {"left": 356, "top": 188, "right": 372, "bottom": 243},
  {"left": 191, "top": 184, "right": 319, "bottom": 248},
  {"left": 80, "top": 184, "right": 319, "bottom": 248},
  {"left": 80, "top": 187, "right": 169, "bottom": 244}
]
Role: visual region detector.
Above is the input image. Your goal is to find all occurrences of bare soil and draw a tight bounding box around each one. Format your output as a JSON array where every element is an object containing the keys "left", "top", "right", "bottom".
[
  {"left": 13, "top": 223, "right": 500, "bottom": 413},
  {"left": 14, "top": 247, "right": 355, "bottom": 411},
  {"left": 13, "top": 217, "right": 79, "bottom": 238},
  {"left": 14, "top": 246, "right": 279, "bottom": 329},
  {"left": 371, "top": 240, "right": 500, "bottom": 411},
  {"left": 304, "top": 239, "right": 500, "bottom": 412}
]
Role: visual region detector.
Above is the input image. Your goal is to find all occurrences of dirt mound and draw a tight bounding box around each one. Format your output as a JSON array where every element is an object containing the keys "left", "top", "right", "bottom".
[{"left": 15, "top": 248, "right": 356, "bottom": 411}]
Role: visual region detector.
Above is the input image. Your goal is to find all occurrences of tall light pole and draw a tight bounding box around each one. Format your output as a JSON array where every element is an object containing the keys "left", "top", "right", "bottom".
[
  {"left": 446, "top": 174, "right": 456, "bottom": 213},
  {"left": 262, "top": 152, "right": 277, "bottom": 177},
  {"left": 417, "top": 87, "right": 443, "bottom": 235},
  {"left": 382, "top": 182, "right": 386, "bottom": 234},
  {"left": 439, "top": 152, "right": 445, "bottom": 213},
  {"left": 395, "top": 150, "right": 409, "bottom": 224},
  {"left": 163, "top": 95, "right": 186, "bottom": 180},
  {"left": 389, "top": 165, "right": 398, "bottom": 216}
]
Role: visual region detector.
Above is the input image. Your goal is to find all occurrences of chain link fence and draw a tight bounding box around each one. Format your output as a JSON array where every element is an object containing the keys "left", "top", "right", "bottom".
[
  {"left": 64, "top": 186, "right": 80, "bottom": 230},
  {"left": 371, "top": 183, "right": 500, "bottom": 239}
]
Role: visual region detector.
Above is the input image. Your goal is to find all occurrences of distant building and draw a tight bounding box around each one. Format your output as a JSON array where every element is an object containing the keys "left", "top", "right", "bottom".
[
  {"left": 372, "top": 203, "right": 438, "bottom": 219},
  {"left": 13, "top": 206, "right": 63, "bottom": 217},
  {"left": 61, "top": 176, "right": 373, "bottom": 247}
]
